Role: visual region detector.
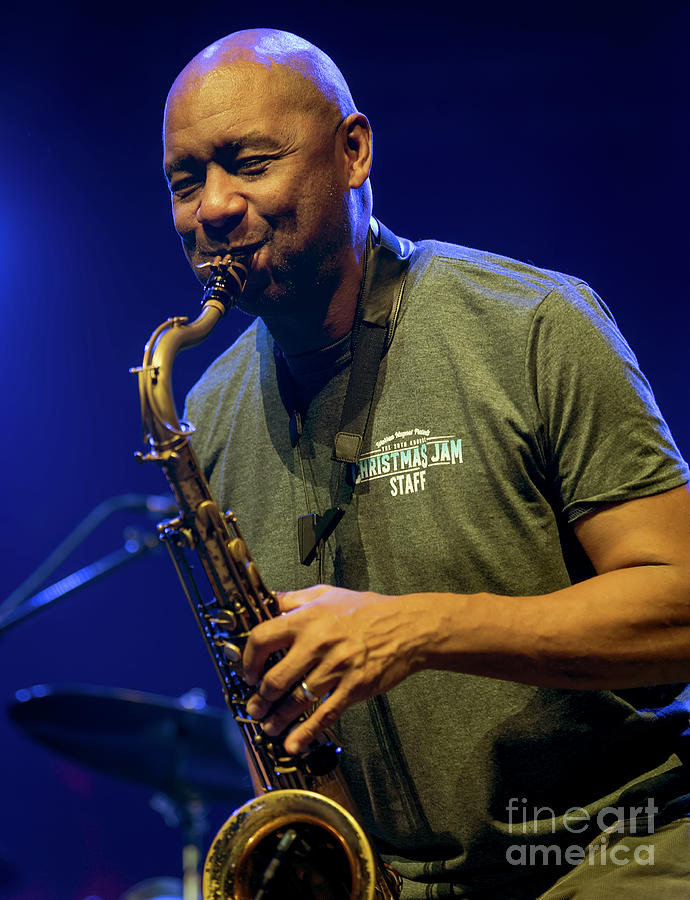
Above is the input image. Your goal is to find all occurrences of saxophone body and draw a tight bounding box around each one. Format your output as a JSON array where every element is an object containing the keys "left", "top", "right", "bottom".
[{"left": 133, "top": 253, "right": 400, "bottom": 900}]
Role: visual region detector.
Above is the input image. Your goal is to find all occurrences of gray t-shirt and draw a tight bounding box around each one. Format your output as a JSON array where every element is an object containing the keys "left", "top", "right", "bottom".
[{"left": 186, "top": 235, "right": 690, "bottom": 898}]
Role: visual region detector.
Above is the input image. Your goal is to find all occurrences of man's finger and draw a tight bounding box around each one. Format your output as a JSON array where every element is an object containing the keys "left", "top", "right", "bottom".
[
  {"left": 276, "top": 585, "right": 327, "bottom": 612},
  {"left": 260, "top": 681, "right": 324, "bottom": 736},
  {"left": 242, "top": 616, "right": 295, "bottom": 684},
  {"left": 283, "top": 692, "right": 344, "bottom": 755},
  {"left": 245, "top": 652, "right": 319, "bottom": 719}
]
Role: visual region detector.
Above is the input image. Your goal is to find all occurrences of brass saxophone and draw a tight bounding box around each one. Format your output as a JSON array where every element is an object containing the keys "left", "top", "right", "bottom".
[{"left": 133, "top": 252, "right": 401, "bottom": 900}]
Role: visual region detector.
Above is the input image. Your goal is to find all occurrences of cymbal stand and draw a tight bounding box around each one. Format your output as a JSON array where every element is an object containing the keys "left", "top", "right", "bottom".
[{"left": 150, "top": 791, "right": 208, "bottom": 900}]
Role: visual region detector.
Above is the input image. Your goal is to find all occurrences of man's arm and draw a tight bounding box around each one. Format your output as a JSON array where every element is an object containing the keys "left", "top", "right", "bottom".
[{"left": 242, "top": 483, "right": 690, "bottom": 755}]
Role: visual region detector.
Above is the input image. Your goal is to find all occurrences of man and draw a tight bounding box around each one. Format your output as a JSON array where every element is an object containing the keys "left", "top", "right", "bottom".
[{"left": 163, "top": 28, "right": 690, "bottom": 898}]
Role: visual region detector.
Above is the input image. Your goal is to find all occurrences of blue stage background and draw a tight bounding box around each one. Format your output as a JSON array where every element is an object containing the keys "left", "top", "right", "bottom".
[{"left": 1, "top": 2, "right": 688, "bottom": 897}]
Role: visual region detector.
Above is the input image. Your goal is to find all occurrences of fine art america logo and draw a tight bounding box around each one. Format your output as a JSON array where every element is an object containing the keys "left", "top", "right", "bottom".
[
  {"left": 356, "top": 426, "right": 463, "bottom": 496},
  {"left": 505, "top": 798, "right": 658, "bottom": 869}
]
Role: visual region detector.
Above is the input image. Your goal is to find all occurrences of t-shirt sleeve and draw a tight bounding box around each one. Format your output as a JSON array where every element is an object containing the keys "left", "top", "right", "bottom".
[{"left": 526, "top": 281, "right": 689, "bottom": 522}]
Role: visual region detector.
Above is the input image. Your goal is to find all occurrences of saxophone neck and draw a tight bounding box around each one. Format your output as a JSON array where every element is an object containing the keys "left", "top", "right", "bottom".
[
  {"left": 137, "top": 303, "right": 224, "bottom": 445},
  {"left": 134, "top": 251, "right": 250, "bottom": 447}
]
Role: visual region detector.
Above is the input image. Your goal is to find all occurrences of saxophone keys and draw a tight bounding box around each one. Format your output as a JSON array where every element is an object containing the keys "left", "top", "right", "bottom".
[
  {"left": 246, "top": 561, "right": 262, "bottom": 592},
  {"left": 209, "top": 609, "right": 237, "bottom": 631},
  {"left": 221, "top": 642, "right": 242, "bottom": 664},
  {"left": 228, "top": 537, "right": 248, "bottom": 564},
  {"left": 157, "top": 516, "right": 183, "bottom": 531},
  {"left": 159, "top": 521, "right": 194, "bottom": 548}
]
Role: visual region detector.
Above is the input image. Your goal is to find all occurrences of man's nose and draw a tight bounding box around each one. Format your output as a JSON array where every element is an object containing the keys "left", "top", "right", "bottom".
[{"left": 196, "top": 166, "right": 248, "bottom": 229}]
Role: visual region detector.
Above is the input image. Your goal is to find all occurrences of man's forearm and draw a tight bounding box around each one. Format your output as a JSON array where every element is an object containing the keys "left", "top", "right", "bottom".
[{"left": 424, "top": 563, "right": 690, "bottom": 689}]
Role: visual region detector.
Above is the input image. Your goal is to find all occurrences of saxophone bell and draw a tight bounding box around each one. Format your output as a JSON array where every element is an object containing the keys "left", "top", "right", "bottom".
[{"left": 203, "top": 790, "right": 379, "bottom": 900}]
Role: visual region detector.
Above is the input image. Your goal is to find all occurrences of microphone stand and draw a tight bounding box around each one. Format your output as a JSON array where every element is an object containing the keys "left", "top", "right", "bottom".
[{"left": 0, "top": 494, "right": 171, "bottom": 634}]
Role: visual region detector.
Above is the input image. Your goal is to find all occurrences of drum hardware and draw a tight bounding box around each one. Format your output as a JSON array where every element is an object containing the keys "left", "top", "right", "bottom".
[{"left": 9, "top": 684, "right": 251, "bottom": 900}]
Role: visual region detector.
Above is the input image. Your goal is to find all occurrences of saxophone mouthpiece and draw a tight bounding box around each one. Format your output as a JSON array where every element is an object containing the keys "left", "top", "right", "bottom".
[{"left": 197, "top": 251, "right": 252, "bottom": 309}]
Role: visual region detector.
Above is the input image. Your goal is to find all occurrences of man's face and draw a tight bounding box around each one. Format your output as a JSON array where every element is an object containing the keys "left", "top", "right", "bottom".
[{"left": 163, "top": 61, "right": 352, "bottom": 317}]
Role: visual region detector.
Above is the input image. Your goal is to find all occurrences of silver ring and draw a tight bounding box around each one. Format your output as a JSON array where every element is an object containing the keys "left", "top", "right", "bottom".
[{"left": 297, "top": 680, "right": 318, "bottom": 704}]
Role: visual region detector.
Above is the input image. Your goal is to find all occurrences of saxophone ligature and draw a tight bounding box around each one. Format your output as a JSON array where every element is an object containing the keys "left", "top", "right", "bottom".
[{"left": 132, "top": 251, "right": 401, "bottom": 899}]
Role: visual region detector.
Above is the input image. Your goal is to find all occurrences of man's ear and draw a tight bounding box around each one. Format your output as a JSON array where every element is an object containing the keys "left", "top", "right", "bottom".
[{"left": 341, "top": 112, "right": 373, "bottom": 188}]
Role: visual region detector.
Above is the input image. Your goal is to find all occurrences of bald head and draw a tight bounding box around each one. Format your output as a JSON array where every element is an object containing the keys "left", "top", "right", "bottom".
[
  {"left": 163, "top": 30, "right": 374, "bottom": 351},
  {"left": 166, "top": 29, "right": 358, "bottom": 131}
]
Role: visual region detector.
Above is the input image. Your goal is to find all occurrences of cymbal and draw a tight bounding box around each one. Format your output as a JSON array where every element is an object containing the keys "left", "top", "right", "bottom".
[{"left": 8, "top": 684, "right": 250, "bottom": 804}]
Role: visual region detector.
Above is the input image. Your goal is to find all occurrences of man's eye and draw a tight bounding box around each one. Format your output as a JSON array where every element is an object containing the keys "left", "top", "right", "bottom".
[
  {"left": 170, "top": 178, "right": 201, "bottom": 198},
  {"left": 235, "top": 157, "right": 272, "bottom": 176}
]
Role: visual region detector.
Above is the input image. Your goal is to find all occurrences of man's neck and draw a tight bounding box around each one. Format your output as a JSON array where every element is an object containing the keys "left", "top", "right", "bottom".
[{"left": 263, "top": 243, "right": 367, "bottom": 356}]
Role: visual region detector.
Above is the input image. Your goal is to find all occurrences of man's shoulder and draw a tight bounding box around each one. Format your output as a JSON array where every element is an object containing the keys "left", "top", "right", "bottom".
[
  {"left": 408, "top": 237, "right": 587, "bottom": 307},
  {"left": 185, "top": 316, "right": 266, "bottom": 415}
]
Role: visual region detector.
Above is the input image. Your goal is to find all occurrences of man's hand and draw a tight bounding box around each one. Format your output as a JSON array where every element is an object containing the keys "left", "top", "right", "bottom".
[
  {"left": 243, "top": 586, "right": 435, "bottom": 755},
  {"left": 242, "top": 487, "right": 690, "bottom": 756}
]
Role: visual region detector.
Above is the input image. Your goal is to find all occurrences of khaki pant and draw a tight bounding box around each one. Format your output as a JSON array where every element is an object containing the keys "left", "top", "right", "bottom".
[{"left": 535, "top": 816, "right": 690, "bottom": 899}]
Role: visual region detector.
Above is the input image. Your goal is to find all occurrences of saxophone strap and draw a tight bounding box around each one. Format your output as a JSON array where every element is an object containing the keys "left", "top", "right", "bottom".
[
  {"left": 275, "top": 219, "right": 414, "bottom": 566},
  {"left": 333, "top": 218, "right": 414, "bottom": 464}
]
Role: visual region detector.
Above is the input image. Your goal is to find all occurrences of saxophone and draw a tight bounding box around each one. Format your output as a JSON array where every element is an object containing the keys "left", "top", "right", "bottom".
[{"left": 132, "top": 252, "right": 401, "bottom": 900}]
